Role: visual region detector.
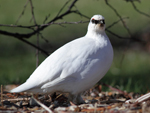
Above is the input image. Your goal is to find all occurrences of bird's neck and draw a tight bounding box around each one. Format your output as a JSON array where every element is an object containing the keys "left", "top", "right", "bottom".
[
  {"left": 85, "top": 30, "right": 110, "bottom": 48},
  {"left": 85, "top": 30, "right": 107, "bottom": 40}
]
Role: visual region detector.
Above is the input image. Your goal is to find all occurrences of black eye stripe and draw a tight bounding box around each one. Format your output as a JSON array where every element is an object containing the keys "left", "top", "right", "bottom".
[
  {"left": 91, "top": 19, "right": 105, "bottom": 24},
  {"left": 92, "top": 19, "right": 98, "bottom": 24}
]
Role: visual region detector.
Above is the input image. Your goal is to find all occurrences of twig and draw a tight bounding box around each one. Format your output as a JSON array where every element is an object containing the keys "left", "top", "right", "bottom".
[
  {"left": 106, "top": 29, "right": 143, "bottom": 42},
  {"left": 0, "top": 20, "right": 89, "bottom": 28},
  {"left": 15, "top": 37, "right": 49, "bottom": 56},
  {"left": 29, "top": 0, "right": 39, "bottom": 66},
  {"left": 135, "top": 92, "right": 150, "bottom": 104},
  {"left": 0, "top": 0, "right": 86, "bottom": 40},
  {"left": 43, "top": 14, "right": 51, "bottom": 24},
  {"left": 130, "top": 1, "right": 150, "bottom": 18},
  {"left": 32, "top": 96, "right": 53, "bottom": 113},
  {"left": 72, "top": 10, "right": 90, "bottom": 19},
  {"left": 39, "top": 33, "right": 49, "bottom": 43},
  {"left": 0, "top": 20, "right": 88, "bottom": 39},
  {"left": 0, "top": 30, "right": 48, "bottom": 56},
  {"left": 2, "top": 97, "right": 30, "bottom": 102},
  {"left": 41, "top": 20, "right": 89, "bottom": 27},
  {"left": 0, "top": 0, "right": 82, "bottom": 56},
  {"left": 36, "top": 33, "right": 40, "bottom": 67},
  {"left": 39, "top": 33, "right": 53, "bottom": 51},
  {"left": 0, "top": 29, "right": 34, "bottom": 38},
  {"left": 125, "top": 0, "right": 141, "bottom": 3},
  {"left": 56, "top": 0, "right": 71, "bottom": 18},
  {"left": 105, "top": 0, "right": 132, "bottom": 37},
  {"left": 68, "top": 0, "right": 78, "bottom": 11},
  {"left": 15, "top": 0, "right": 30, "bottom": 25},
  {"left": 100, "top": 99, "right": 125, "bottom": 104},
  {"left": 101, "top": 83, "right": 131, "bottom": 99},
  {"left": 0, "top": 24, "right": 34, "bottom": 30},
  {"left": 29, "top": 0, "right": 37, "bottom": 25},
  {"left": 1, "top": 0, "right": 146, "bottom": 55},
  {"left": 106, "top": 17, "right": 129, "bottom": 29},
  {"left": 106, "top": 29, "right": 131, "bottom": 39},
  {"left": 1, "top": 85, "right": 3, "bottom": 106}
]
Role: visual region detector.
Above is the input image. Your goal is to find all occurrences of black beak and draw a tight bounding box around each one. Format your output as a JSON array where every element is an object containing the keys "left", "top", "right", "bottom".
[{"left": 100, "top": 20, "right": 105, "bottom": 24}]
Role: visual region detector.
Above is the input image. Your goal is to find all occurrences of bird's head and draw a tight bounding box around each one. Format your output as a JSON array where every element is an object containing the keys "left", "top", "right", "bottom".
[{"left": 88, "top": 15, "right": 105, "bottom": 33}]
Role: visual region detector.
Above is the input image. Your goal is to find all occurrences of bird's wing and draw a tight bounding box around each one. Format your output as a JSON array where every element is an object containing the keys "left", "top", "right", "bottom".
[
  {"left": 41, "top": 76, "right": 77, "bottom": 89},
  {"left": 16, "top": 37, "right": 94, "bottom": 91}
]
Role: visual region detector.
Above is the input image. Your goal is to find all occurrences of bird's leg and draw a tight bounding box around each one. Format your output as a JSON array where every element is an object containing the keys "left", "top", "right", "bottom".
[
  {"left": 68, "top": 93, "right": 85, "bottom": 105},
  {"left": 30, "top": 93, "right": 39, "bottom": 106},
  {"left": 76, "top": 94, "right": 85, "bottom": 104},
  {"left": 68, "top": 93, "right": 75, "bottom": 103},
  {"left": 50, "top": 92, "right": 57, "bottom": 102}
]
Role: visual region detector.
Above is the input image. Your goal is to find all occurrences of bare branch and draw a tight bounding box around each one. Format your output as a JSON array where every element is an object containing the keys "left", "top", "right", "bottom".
[
  {"left": 68, "top": 0, "right": 78, "bottom": 11},
  {"left": 0, "top": 24, "right": 34, "bottom": 30},
  {"left": 105, "top": 17, "right": 144, "bottom": 42},
  {"left": 106, "top": 17, "right": 129, "bottom": 29},
  {"left": 125, "top": 0, "right": 141, "bottom": 2},
  {"left": 106, "top": 29, "right": 144, "bottom": 43},
  {"left": 0, "top": 0, "right": 148, "bottom": 56},
  {"left": 29, "top": 0, "right": 40, "bottom": 66},
  {"left": 0, "top": 20, "right": 88, "bottom": 39},
  {"left": 0, "top": 30, "right": 49, "bottom": 56},
  {"left": 106, "top": 29, "right": 131, "bottom": 39},
  {"left": 56, "top": 0, "right": 71, "bottom": 18},
  {"left": 130, "top": 1, "right": 150, "bottom": 18},
  {"left": 0, "top": 29, "right": 34, "bottom": 38},
  {"left": 0, "top": 0, "right": 84, "bottom": 56},
  {"left": 41, "top": 20, "right": 89, "bottom": 27},
  {"left": 2, "top": 97, "right": 30, "bottom": 102},
  {"left": 72, "top": 10, "right": 90, "bottom": 19},
  {"left": 29, "top": 0, "right": 37, "bottom": 25},
  {"left": 39, "top": 33, "right": 49, "bottom": 43},
  {"left": 15, "top": 0, "right": 29, "bottom": 25},
  {"left": 0, "top": 20, "right": 89, "bottom": 28},
  {"left": 39, "top": 33, "right": 53, "bottom": 49},
  {"left": 0, "top": 0, "right": 88, "bottom": 39},
  {"left": 32, "top": 97, "right": 53, "bottom": 113},
  {"left": 105, "top": 0, "right": 132, "bottom": 37},
  {"left": 43, "top": 14, "right": 50, "bottom": 24},
  {"left": 15, "top": 36, "right": 49, "bottom": 56},
  {"left": 36, "top": 33, "right": 39, "bottom": 67}
]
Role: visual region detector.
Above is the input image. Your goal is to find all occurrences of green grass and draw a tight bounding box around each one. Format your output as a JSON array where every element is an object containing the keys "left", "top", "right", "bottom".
[
  {"left": 0, "top": 0, "right": 150, "bottom": 93},
  {"left": 101, "top": 50, "right": 150, "bottom": 93}
]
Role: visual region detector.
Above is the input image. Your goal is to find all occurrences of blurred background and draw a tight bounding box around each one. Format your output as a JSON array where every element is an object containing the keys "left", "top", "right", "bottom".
[{"left": 0, "top": 0, "right": 150, "bottom": 93}]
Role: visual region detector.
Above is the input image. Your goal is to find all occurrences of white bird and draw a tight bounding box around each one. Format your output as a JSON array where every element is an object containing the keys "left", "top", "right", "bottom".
[{"left": 10, "top": 15, "right": 113, "bottom": 104}]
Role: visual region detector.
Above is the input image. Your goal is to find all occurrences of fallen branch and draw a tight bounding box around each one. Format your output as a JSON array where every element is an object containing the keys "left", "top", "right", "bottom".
[
  {"left": 2, "top": 97, "right": 30, "bottom": 102},
  {"left": 32, "top": 96, "right": 53, "bottom": 113},
  {"left": 135, "top": 92, "right": 150, "bottom": 104}
]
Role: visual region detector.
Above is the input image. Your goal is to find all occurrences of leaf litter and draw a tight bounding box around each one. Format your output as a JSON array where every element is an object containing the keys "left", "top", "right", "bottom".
[{"left": 1, "top": 84, "right": 150, "bottom": 113}]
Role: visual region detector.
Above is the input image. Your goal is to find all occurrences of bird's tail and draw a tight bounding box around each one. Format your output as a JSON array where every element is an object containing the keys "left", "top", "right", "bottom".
[{"left": 10, "top": 83, "right": 31, "bottom": 93}]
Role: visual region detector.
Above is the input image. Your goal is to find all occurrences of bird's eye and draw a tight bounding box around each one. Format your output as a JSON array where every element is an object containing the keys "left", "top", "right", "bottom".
[
  {"left": 91, "top": 19, "right": 95, "bottom": 24},
  {"left": 91, "top": 19, "right": 99, "bottom": 24}
]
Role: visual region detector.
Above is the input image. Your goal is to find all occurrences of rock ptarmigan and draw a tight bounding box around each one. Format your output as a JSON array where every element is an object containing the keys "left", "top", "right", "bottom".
[{"left": 10, "top": 15, "right": 113, "bottom": 104}]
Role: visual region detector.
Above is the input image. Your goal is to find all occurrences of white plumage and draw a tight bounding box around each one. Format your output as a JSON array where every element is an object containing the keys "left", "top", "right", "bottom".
[{"left": 11, "top": 15, "right": 113, "bottom": 104}]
